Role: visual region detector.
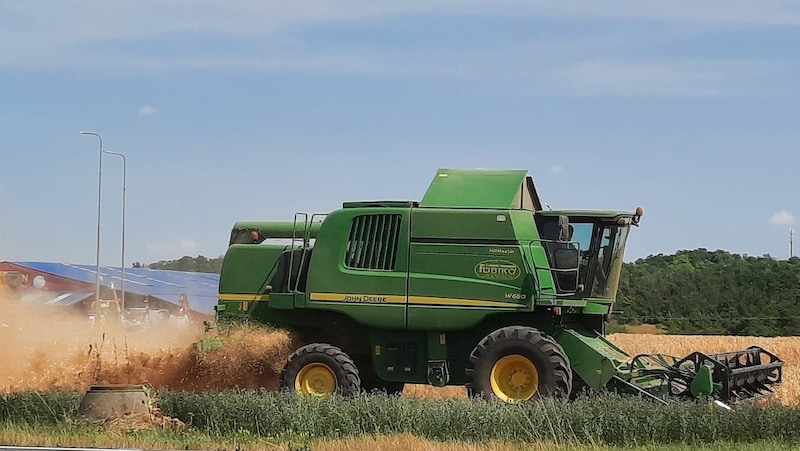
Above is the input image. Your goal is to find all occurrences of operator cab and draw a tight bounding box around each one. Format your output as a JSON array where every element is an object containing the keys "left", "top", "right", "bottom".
[{"left": 535, "top": 209, "right": 640, "bottom": 299}]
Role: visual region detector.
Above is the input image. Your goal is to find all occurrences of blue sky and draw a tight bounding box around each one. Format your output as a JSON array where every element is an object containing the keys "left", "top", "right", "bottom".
[{"left": 1, "top": 1, "right": 799, "bottom": 266}]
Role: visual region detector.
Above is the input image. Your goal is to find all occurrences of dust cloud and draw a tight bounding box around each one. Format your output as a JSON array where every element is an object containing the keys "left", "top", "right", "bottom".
[{"left": 0, "top": 288, "right": 292, "bottom": 393}]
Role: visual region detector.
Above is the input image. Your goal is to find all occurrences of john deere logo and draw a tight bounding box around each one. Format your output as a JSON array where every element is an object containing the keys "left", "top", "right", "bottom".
[{"left": 474, "top": 260, "right": 521, "bottom": 280}]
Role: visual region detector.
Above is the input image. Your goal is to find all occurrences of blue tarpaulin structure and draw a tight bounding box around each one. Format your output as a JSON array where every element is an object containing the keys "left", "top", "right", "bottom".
[
  {"left": 8, "top": 262, "right": 220, "bottom": 316},
  {"left": 18, "top": 290, "right": 94, "bottom": 306}
]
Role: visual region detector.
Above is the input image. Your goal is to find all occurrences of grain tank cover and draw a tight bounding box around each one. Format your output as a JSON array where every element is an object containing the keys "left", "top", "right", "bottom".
[{"left": 419, "top": 168, "right": 542, "bottom": 210}]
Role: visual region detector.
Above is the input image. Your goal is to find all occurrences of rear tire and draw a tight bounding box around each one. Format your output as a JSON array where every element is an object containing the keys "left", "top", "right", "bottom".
[
  {"left": 466, "top": 326, "right": 571, "bottom": 402},
  {"left": 280, "top": 343, "right": 361, "bottom": 396}
]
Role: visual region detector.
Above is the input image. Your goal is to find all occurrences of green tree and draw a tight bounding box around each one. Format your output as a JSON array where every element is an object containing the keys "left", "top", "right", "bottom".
[
  {"left": 146, "top": 255, "right": 224, "bottom": 273},
  {"left": 617, "top": 249, "right": 800, "bottom": 336}
]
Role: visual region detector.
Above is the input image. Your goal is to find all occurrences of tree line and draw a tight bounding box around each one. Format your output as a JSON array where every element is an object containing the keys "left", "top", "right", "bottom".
[
  {"left": 616, "top": 249, "right": 800, "bottom": 336},
  {"left": 140, "top": 255, "right": 224, "bottom": 274},
  {"left": 145, "top": 249, "right": 800, "bottom": 336}
]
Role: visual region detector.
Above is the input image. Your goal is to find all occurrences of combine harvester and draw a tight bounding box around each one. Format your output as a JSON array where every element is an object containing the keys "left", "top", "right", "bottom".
[{"left": 216, "top": 168, "right": 782, "bottom": 406}]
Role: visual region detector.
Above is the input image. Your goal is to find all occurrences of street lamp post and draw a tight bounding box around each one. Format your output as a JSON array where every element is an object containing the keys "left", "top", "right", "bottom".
[
  {"left": 104, "top": 150, "right": 127, "bottom": 313},
  {"left": 79, "top": 131, "right": 103, "bottom": 309}
]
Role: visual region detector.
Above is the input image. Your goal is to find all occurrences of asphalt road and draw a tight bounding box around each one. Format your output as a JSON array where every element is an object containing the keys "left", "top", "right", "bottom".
[{"left": 0, "top": 447, "right": 141, "bottom": 451}]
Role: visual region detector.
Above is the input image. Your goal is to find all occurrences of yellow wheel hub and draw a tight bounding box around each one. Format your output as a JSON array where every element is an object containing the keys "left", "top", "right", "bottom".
[
  {"left": 295, "top": 363, "right": 337, "bottom": 396},
  {"left": 490, "top": 354, "right": 539, "bottom": 402}
]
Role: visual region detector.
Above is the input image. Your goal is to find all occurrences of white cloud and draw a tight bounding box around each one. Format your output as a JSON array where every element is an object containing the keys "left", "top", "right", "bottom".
[
  {"left": 769, "top": 210, "right": 796, "bottom": 226},
  {"left": 145, "top": 239, "right": 198, "bottom": 259},
  {"left": 0, "top": 1, "right": 787, "bottom": 102},
  {"left": 557, "top": 59, "right": 759, "bottom": 97},
  {"left": 551, "top": 165, "right": 563, "bottom": 174},
  {"left": 3, "top": 1, "right": 800, "bottom": 72},
  {"left": 179, "top": 239, "right": 197, "bottom": 252},
  {"left": 138, "top": 105, "right": 157, "bottom": 116}
]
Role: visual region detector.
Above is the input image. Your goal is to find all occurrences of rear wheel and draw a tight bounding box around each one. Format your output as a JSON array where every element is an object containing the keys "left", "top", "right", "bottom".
[
  {"left": 280, "top": 343, "right": 361, "bottom": 396},
  {"left": 466, "top": 326, "right": 571, "bottom": 402}
]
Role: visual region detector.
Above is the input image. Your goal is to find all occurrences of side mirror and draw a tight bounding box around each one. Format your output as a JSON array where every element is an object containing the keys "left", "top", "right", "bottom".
[
  {"left": 632, "top": 206, "right": 644, "bottom": 226},
  {"left": 558, "top": 215, "right": 571, "bottom": 241}
]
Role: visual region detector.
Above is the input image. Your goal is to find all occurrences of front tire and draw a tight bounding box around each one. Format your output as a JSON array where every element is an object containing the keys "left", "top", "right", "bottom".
[
  {"left": 466, "top": 326, "right": 571, "bottom": 402},
  {"left": 280, "top": 343, "right": 361, "bottom": 396}
]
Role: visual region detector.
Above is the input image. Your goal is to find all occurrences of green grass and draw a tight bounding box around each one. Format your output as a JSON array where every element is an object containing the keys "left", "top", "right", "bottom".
[
  {"left": 0, "top": 390, "right": 80, "bottom": 425},
  {"left": 0, "top": 424, "right": 797, "bottom": 451},
  {"left": 0, "top": 422, "right": 286, "bottom": 450},
  {"left": 157, "top": 390, "right": 800, "bottom": 446},
  {"left": 1, "top": 390, "right": 798, "bottom": 449}
]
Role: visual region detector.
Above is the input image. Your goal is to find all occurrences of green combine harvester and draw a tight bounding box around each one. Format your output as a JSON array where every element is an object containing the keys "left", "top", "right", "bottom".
[{"left": 217, "top": 168, "right": 782, "bottom": 405}]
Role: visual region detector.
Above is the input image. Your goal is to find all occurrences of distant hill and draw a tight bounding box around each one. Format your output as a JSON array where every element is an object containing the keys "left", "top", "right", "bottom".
[
  {"left": 617, "top": 249, "right": 800, "bottom": 336},
  {"left": 139, "top": 255, "right": 224, "bottom": 274}
]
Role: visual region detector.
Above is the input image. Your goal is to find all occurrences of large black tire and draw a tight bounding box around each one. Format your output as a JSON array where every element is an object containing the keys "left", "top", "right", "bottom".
[
  {"left": 466, "top": 326, "right": 572, "bottom": 402},
  {"left": 280, "top": 343, "right": 361, "bottom": 396}
]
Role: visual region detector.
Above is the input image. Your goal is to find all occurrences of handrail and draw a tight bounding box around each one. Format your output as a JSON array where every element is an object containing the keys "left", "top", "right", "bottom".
[
  {"left": 288, "top": 213, "right": 308, "bottom": 293},
  {"left": 286, "top": 212, "right": 328, "bottom": 293},
  {"left": 527, "top": 239, "right": 581, "bottom": 297}
]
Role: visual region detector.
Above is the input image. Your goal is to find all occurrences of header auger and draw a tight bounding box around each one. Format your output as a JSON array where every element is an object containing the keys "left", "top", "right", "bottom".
[{"left": 217, "top": 168, "right": 782, "bottom": 405}]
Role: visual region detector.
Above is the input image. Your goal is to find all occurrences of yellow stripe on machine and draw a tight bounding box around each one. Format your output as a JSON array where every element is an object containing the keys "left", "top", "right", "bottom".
[
  {"left": 219, "top": 293, "right": 270, "bottom": 302},
  {"left": 309, "top": 292, "right": 524, "bottom": 308},
  {"left": 409, "top": 296, "right": 524, "bottom": 308},
  {"left": 310, "top": 292, "right": 406, "bottom": 304}
]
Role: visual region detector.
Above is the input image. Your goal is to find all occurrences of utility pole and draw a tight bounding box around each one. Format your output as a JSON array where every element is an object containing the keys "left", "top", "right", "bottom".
[
  {"left": 791, "top": 227, "right": 795, "bottom": 258},
  {"left": 80, "top": 131, "right": 103, "bottom": 308},
  {"left": 104, "top": 150, "right": 127, "bottom": 313}
]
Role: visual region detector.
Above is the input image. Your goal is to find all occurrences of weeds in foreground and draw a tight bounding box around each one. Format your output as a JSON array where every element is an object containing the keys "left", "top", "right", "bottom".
[{"left": 2, "top": 390, "right": 799, "bottom": 448}]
